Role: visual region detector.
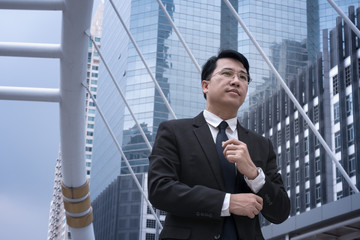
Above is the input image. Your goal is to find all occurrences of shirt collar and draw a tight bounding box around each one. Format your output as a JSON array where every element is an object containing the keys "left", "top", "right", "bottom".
[{"left": 203, "top": 110, "right": 238, "bottom": 132}]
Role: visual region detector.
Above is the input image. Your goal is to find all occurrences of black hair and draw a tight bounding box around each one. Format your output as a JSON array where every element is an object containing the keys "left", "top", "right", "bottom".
[{"left": 201, "top": 49, "right": 250, "bottom": 99}]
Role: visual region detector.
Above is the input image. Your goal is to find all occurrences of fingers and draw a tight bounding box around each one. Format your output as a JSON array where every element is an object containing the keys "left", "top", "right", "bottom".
[
  {"left": 222, "top": 138, "right": 242, "bottom": 148},
  {"left": 229, "top": 194, "right": 263, "bottom": 219}
]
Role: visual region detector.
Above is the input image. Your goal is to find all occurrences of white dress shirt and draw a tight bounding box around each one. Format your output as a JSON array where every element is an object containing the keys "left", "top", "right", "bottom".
[{"left": 203, "top": 110, "right": 265, "bottom": 216}]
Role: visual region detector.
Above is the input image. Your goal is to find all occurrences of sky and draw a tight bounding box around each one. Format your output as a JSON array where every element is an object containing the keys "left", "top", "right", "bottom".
[{"left": 0, "top": 1, "right": 100, "bottom": 239}]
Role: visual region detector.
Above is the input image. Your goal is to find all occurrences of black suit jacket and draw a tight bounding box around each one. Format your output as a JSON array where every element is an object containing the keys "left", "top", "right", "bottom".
[{"left": 148, "top": 112, "right": 290, "bottom": 240}]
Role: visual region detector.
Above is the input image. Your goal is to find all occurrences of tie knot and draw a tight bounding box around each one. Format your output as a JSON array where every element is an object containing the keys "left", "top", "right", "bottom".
[{"left": 218, "top": 121, "right": 228, "bottom": 131}]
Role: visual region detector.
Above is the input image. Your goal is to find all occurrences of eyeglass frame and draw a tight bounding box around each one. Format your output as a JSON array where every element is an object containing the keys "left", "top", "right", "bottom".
[{"left": 208, "top": 68, "right": 252, "bottom": 84}]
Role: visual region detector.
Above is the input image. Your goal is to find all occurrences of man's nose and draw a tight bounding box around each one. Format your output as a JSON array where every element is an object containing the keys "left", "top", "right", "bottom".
[{"left": 230, "top": 75, "right": 241, "bottom": 87}]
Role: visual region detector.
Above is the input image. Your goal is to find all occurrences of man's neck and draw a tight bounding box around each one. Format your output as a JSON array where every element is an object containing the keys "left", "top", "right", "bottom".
[{"left": 205, "top": 107, "right": 237, "bottom": 120}]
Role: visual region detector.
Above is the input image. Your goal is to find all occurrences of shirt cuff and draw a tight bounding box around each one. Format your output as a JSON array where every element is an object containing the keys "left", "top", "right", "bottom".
[
  {"left": 221, "top": 193, "right": 231, "bottom": 216},
  {"left": 244, "top": 167, "right": 265, "bottom": 193}
]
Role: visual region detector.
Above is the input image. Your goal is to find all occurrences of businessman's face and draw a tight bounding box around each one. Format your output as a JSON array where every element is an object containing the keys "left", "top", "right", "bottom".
[{"left": 202, "top": 58, "right": 248, "bottom": 116}]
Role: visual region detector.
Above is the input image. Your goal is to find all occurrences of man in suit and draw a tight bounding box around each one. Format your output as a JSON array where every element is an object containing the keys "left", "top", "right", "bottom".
[{"left": 148, "top": 49, "right": 290, "bottom": 239}]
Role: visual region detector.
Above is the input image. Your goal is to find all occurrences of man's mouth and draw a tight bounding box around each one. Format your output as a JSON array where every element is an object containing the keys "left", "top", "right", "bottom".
[{"left": 227, "top": 89, "right": 240, "bottom": 96}]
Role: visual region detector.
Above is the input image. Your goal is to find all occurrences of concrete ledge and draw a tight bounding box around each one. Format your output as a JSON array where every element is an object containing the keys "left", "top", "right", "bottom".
[{"left": 262, "top": 193, "right": 360, "bottom": 239}]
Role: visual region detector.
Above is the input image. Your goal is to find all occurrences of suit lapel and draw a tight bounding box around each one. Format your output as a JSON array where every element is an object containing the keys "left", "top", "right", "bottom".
[{"left": 192, "top": 113, "right": 226, "bottom": 191}]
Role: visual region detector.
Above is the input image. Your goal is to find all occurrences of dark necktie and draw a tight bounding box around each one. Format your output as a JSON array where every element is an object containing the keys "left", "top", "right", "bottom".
[
  {"left": 216, "top": 121, "right": 236, "bottom": 193},
  {"left": 216, "top": 121, "right": 238, "bottom": 239}
]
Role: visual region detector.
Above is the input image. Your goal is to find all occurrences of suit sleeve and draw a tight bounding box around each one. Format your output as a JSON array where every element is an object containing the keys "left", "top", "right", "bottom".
[
  {"left": 148, "top": 121, "right": 225, "bottom": 219},
  {"left": 256, "top": 138, "right": 290, "bottom": 224}
]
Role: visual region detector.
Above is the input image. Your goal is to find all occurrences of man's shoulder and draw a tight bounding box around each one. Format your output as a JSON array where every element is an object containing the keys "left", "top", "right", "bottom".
[
  {"left": 160, "top": 112, "right": 203, "bottom": 127},
  {"left": 160, "top": 117, "right": 195, "bottom": 127}
]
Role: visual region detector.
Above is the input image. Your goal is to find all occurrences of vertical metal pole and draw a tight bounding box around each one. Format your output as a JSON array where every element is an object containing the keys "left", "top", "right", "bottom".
[{"left": 60, "top": 0, "right": 96, "bottom": 239}]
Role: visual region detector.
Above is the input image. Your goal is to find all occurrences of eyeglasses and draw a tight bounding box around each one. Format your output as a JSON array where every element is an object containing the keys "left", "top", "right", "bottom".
[{"left": 211, "top": 68, "right": 251, "bottom": 84}]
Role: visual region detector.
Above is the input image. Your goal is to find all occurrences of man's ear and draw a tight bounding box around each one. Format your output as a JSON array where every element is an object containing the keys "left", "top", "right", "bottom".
[{"left": 201, "top": 80, "right": 209, "bottom": 95}]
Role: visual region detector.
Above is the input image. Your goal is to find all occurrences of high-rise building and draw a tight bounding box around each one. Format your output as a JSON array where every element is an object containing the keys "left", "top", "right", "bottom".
[
  {"left": 85, "top": 0, "right": 104, "bottom": 178},
  {"left": 90, "top": 0, "right": 360, "bottom": 239}
]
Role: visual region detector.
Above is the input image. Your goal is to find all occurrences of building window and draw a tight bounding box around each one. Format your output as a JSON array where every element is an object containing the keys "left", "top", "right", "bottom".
[
  {"left": 85, "top": 147, "right": 92, "bottom": 152},
  {"left": 286, "top": 173, "right": 290, "bottom": 190},
  {"left": 314, "top": 105, "right": 319, "bottom": 123},
  {"left": 295, "top": 143, "right": 299, "bottom": 159},
  {"left": 86, "top": 131, "right": 93, "bottom": 136},
  {"left": 277, "top": 130, "right": 282, "bottom": 147},
  {"left": 335, "top": 131, "right": 341, "bottom": 153},
  {"left": 337, "top": 191, "right": 343, "bottom": 200},
  {"left": 315, "top": 184, "right": 321, "bottom": 203},
  {"left": 315, "top": 137, "right": 320, "bottom": 150},
  {"left": 286, "top": 148, "right": 290, "bottom": 166},
  {"left": 304, "top": 137, "right": 309, "bottom": 155},
  {"left": 88, "top": 116, "right": 95, "bottom": 121},
  {"left": 305, "top": 189, "right": 310, "bottom": 208},
  {"left": 345, "top": 66, "right": 351, "bottom": 87},
  {"left": 86, "top": 139, "right": 93, "bottom": 144},
  {"left": 295, "top": 118, "right": 299, "bottom": 135},
  {"left": 277, "top": 153, "right": 282, "bottom": 170},
  {"left": 296, "top": 193, "right": 300, "bottom": 212},
  {"left": 333, "top": 75, "right": 339, "bottom": 95},
  {"left": 146, "top": 219, "right": 156, "bottom": 229},
  {"left": 315, "top": 157, "right": 320, "bottom": 175},
  {"left": 304, "top": 119, "right": 308, "bottom": 130},
  {"left": 334, "top": 102, "right": 340, "bottom": 124},
  {"left": 305, "top": 162, "right": 310, "bottom": 180},
  {"left": 349, "top": 154, "right": 356, "bottom": 177},
  {"left": 347, "top": 124, "right": 354, "bottom": 145},
  {"left": 285, "top": 124, "right": 290, "bottom": 141},
  {"left": 295, "top": 168, "right": 300, "bottom": 184},
  {"left": 336, "top": 161, "right": 342, "bottom": 183},
  {"left": 147, "top": 206, "right": 154, "bottom": 214},
  {"left": 146, "top": 233, "right": 156, "bottom": 240},
  {"left": 346, "top": 94, "right": 353, "bottom": 117}
]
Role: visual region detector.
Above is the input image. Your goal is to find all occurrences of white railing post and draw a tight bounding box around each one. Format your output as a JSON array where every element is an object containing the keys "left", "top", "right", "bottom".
[{"left": 59, "top": 0, "right": 96, "bottom": 239}]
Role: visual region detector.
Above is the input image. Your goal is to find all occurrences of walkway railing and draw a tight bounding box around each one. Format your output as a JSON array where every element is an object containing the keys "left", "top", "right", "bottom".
[{"left": 0, "top": 1, "right": 96, "bottom": 239}]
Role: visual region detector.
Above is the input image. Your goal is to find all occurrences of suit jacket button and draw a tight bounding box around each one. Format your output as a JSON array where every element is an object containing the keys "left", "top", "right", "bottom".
[{"left": 214, "top": 234, "right": 221, "bottom": 239}]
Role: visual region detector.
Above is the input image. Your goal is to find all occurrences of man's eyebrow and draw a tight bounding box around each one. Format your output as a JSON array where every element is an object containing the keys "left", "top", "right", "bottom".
[{"left": 222, "top": 68, "right": 247, "bottom": 74}]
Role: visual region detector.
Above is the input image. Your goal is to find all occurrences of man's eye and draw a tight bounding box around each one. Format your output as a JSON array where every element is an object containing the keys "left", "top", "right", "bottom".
[
  {"left": 239, "top": 75, "right": 247, "bottom": 80},
  {"left": 222, "top": 71, "right": 233, "bottom": 76}
]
